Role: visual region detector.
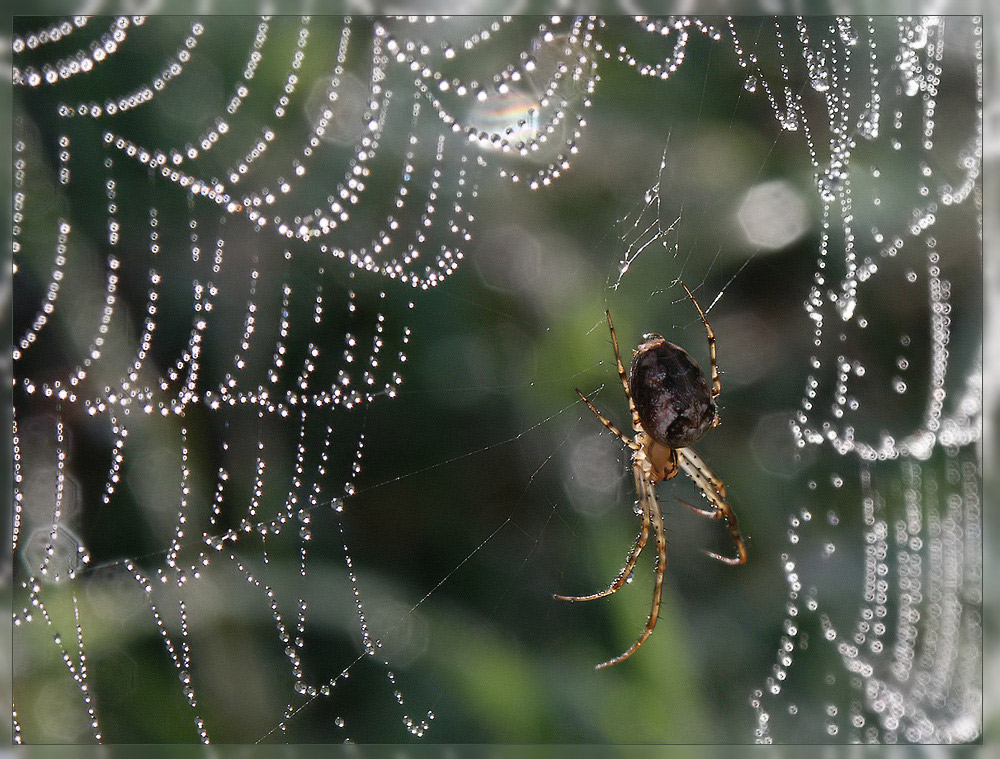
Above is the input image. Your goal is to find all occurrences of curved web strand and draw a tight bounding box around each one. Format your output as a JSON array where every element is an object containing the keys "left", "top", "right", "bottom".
[{"left": 11, "top": 15, "right": 981, "bottom": 744}]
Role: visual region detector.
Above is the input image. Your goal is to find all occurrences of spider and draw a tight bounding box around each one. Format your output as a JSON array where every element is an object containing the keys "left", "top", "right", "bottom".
[{"left": 555, "top": 282, "right": 747, "bottom": 669}]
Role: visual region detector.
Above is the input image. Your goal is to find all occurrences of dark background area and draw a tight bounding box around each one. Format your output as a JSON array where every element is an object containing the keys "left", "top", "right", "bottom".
[{"left": 10, "top": 14, "right": 984, "bottom": 744}]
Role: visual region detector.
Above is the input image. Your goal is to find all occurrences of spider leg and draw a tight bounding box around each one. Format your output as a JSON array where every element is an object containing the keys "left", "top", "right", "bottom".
[
  {"left": 595, "top": 472, "right": 667, "bottom": 669},
  {"left": 605, "top": 310, "right": 643, "bottom": 433},
  {"left": 678, "top": 281, "right": 721, "bottom": 401},
  {"left": 676, "top": 447, "right": 747, "bottom": 566},
  {"left": 575, "top": 388, "right": 641, "bottom": 451},
  {"left": 554, "top": 464, "right": 651, "bottom": 603}
]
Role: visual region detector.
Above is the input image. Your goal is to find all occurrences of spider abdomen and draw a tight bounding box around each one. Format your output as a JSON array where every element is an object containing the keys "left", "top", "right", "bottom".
[{"left": 629, "top": 335, "right": 716, "bottom": 449}]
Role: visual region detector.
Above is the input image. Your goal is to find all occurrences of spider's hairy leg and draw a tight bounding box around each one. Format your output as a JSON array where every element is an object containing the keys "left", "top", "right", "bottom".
[
  {"left": 678, "top": 281, "right": 721, "bottom": 401},
  {"left": 675, "top": 497, "right": 746, "bottom": 565},
  {"left": 553, "top": 463, "right": 651, "bottom": 603},
  {"left": 575, "top": 388, "right": 640, "bottom": 451},
  {"left": 605, "top": 310, "right": 642, "bottom": 433},
  {"left": 595, "top": 473, "right": 667, "bottom": 669},
  {"left": 676, "top": 447, "right": 747, "bottom": 565}
]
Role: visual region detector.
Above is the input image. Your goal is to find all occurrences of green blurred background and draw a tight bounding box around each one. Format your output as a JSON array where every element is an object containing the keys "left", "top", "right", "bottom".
[{"left": 9, "top": 12, "right": 986, "bottom": 746}]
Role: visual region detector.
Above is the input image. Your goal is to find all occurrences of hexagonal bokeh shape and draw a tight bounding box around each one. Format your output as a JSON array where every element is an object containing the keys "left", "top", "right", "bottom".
[
  {"left": 751, "top": 411, "right": 817, "bottom": 478},
  {"left": 737, "top": 179, "right": 810, "bottom": 250},
  {"left": 21, "top": 523, "right": 85, "bottom": 582}
]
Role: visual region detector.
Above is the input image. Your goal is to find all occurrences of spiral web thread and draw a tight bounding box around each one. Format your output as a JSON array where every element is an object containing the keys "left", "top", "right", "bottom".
[{"left": 12, "top": 15, "right": 981, "bottom": 743}]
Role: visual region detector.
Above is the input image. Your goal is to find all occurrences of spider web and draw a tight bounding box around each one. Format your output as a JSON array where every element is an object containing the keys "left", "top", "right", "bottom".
[{"left": 10, "top": 12, "right": 984, "bottom": 744}]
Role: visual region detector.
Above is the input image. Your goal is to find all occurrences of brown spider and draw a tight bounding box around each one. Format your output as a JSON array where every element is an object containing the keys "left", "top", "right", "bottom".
[{"left": 556, "top": 282, "right": 747, "bottom": 669}]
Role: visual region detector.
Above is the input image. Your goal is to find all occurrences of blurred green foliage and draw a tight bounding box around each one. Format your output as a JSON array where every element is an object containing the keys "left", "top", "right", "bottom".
[{"left": 11, "top": 14, "right": 983, "bottom": 745}]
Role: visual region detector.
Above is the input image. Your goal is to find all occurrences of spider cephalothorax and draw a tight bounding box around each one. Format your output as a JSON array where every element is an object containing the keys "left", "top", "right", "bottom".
[{"left": 555, "top": 282, "right": 747, "bottom": 669}]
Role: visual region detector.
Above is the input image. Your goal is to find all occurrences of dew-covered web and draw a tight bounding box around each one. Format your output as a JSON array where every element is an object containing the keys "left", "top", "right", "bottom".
[
  {"left": 609, "top": 16, "right": 983, "bottom": 743},
  {"left": 721, "top": 16, "right": 983, "bottom": 743},
  {"left": 11, "top": 15, "right": 983, "bottom": 744}
]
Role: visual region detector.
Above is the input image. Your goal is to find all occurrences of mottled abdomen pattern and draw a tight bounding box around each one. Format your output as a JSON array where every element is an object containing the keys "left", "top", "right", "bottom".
[{"left": 629, "top": 336, "right": 716, "bottom": 449}]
